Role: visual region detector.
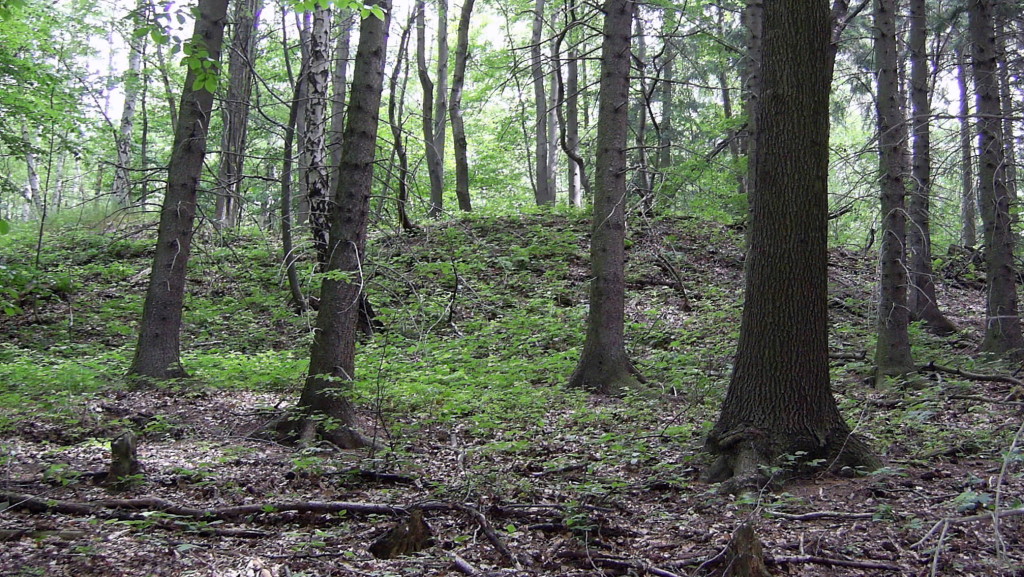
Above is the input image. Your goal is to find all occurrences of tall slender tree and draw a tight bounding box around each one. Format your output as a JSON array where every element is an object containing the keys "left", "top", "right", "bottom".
[
  {"left": 111, "top": 0, "right": 147, "bottom": 207},
  {"left": 906, "top": 0, "right": 955, "bottom": 335},
  {"left": 449, "top": 0, "right": 475, "bottom": 212},
  {"left": 704, "top": 0, "right": 879, "bottom": 488},
  {"left": 873, "top": 0, "right": 915, "bottom": 382},
  {"left": 568, "top": 0, "right": 643, "bottom": 395},
  {"left": 530, "top": 0, "right": 554, "bottom": 205},
  {"left": 957, "top": 38, "right": 977, "bottom": 248},
  {"left": 969, "top": 0, "right": 1024, "bottom": 358},
  {"left": 129, "top": 0, "right": 230, "bottom": 379},
  {"left": 292, "top": 0, "right": 392, "bottom": 448},
  {"left": 213, "top": 0, "right": 261, "bottom": 229},
  {"left": 304, "top": 5, "right": 333, "bottom": 266}
]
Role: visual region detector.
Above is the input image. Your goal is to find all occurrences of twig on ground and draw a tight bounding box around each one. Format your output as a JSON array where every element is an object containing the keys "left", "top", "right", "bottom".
[
  {"left": 768, "top": 510, "right": 876, "bottom": 521},
  {"left": 768, "top": 555, "right": 902, "bottom": 571},
  {"left": 453, "top": 502, "right": 521, "bottom": 569},
  {"left": 911, "top": 507, "right": 1024, "bottom": 550},
  {"left": 554, "top": 551, "right": 684, "bottom": 577},
  {"left": 451, "top": 553, "right": 478, "bottom": 575}
]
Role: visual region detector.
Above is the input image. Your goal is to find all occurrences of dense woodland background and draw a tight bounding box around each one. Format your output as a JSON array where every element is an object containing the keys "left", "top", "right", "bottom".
[{"left": 1, "top": 0, "right": 1023, "bottom": 575}]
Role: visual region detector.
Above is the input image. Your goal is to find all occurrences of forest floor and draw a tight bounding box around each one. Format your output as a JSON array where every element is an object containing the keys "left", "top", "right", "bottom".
[{"left": 0, "top": 211, "right": 1022, "bottom": 576}]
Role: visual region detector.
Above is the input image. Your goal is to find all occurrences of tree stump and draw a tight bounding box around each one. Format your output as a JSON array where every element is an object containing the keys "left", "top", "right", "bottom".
[
  {"left": 107, "top": 431, "right": 141, "bottom": 489},
  {"left": 368, "top": 509, "right": 434, "bottom": 559},
  {"left": 723, "top": 523, "right": 770, "bottom": 577}
]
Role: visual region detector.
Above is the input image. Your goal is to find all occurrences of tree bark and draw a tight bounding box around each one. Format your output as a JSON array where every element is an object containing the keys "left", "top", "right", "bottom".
[
  {"left": 213, "top": 0, "right": 260, "bottom": 229},
  {"left": 328, "top": 10, "right": 353, "bottom": 194},
  {"left": 129, "top": 0, "right": 230, "bottom": 379},
  {"left": 388, "top": 8, "right": 416, "bottom": 231},
  {"left": 969, "top": 0, "right": 1024, "bottom": 358},
  {"left": 568, "top": 0, "right": 643, "bottom": 395},
  {"left": 111, "top": 0, "right": 146, "bottom": 207},
  {"left": 417, "top": 0, "right": 447, "bottom": 218},
  {"left": 530, "top": 0, "right": 554, "bottom": 206},
  {"left": 873, "top": 0, "right": 915, "bottom": 382},
  {"left": 449, "top": 0, "right": 475, "bottom": 212},
  {"left": 304, "top": 6, "right": 333, "bottom": 266},
  {"left": 906, "top": 0, "right": 955, "bottom": 335},
  {"left": 295, "top": 1, "right": 392, "bottom": 448},
  {"left": 704, "top": 0, "right": 879, "bottom": 488},
  {"left": 957, "top": 40, "right": 977, "bottom": 248}
]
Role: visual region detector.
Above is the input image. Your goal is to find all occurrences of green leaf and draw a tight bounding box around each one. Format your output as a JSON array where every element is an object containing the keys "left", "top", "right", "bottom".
[
  {"left": 0, "top": 219, "right": 9, "bottom": 235},
  {"left": 203, "top": 75, "right": 218, "bottom": 93}
]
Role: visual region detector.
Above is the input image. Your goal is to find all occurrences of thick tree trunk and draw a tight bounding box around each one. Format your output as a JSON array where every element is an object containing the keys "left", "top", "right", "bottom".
[
  {"left": 969, "top": 0, "right": 1024, "bottom": 358},
  {"left": 328, "top": 10, "right": 353, "bottom": 193},
  {"left": 704, "top": 0, "right": 879, "bottom": 489},
  {"left": 958, "top": 42, "right": 977, "bottom": 248},
  {"left": 873, "top": 0, "right": 915, "bottom": 382},
  {"left": 449, "top": 0, "right": 474, "bottom": 212},
  {"left": 907, "top": 0, "right": 955, "bottom": 335},
  {"left": 530, "top": 0, "right": 554, "bottom": 206},
  {"left": 129, "top": 0, "right": 230, "bottom": 379},
  {"left": 568, "top": 0, "right": 643, "bottom": 395},
  {"left": 296, "top": 1, "right": 392, "bottom": 448},
  {"left": 213, "top": 0, "right": 260, "bottom": 229}
]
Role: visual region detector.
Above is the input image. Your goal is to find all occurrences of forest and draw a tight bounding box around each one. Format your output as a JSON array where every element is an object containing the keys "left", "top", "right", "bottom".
[{"left": 0, "top": 0, "right": 1022, "bottom": 575}]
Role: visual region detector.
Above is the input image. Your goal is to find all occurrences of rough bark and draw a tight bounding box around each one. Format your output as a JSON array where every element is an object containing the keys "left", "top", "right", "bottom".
[
  {"left": 294, "top": 0, "right": 392, "bottom": 448},
  {"left": 449, "top": 0, "right": 475, "bottom": 212},
  {"left": 213, "top": 0, "right": 260, "bottom": 229},
  {"left": 873, "top": 0, "right": 915, "bottom": 383},
  {"left": 567, "top": 0, "right": 643, "bottom": 395},
  {"left": 906, "top": 0, "right": 955, "bottom": 335},
  {"left": 328, "top": 10, "right": 353, "bottom": 193},
  {"left": 969, "top": 0, "right": 1024, "bottom": 358},
  {"left": 128, "top": 0, "right": 230, "bottom": 380},
  {"left": 704, "top": 0, "right": 880, "bottom": 489}
]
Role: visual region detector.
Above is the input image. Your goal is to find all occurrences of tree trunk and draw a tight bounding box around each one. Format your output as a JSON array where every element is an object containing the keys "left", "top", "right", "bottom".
[
  {"left": 328, "top": 10, "right": 353, "bottom": 193},
  {"left": 295, "top": 1, "right": 392, "bottom": 448},
  {"left": 969, "top": 0, "right": 1024, "bottom": 357},
  {"left": 958, "top": 41, "right": 977, "bottom": 248},
  {"left": 111, "top": 1, "right": 146, "bottom": 207},
  {"left": 568, "top": 0, "right": 643, "bottom": 395},
  {"left": 213, "top": 0, "right": 260, "bottom": 229},
  {"left": 565, "top": 24, "right": 583, "bottom": 208},
  {"left": 906, "top": 0, "right": 955, "bottom": 335},
  {"left": 704, "top": 0, "right": 880, "bottom": 489},
  {"left": 389, "top": 8, "right": 416, "bottom": 231},
  {"left": 530, "top": 0, "right": 554, "bottom": 206},
  {"left": 449, "top": 0, "right": 474, "bottom": 212},
  {"left": 416, "top": 0, "right": 444, "bottom": 218},
  {"left": 304, "top": 6, "right": 333, "bottom": 266},
  {"left": 128, "top": 0, "right": 230, "bottom": 380},
  {"left": 282, "top": 59, "right": 308, "bottom": 314},
  {"left": 995, "top": 20, "right": 1016, "bottom": 202},
  {"left": 873, "top": 0, "right": 915, "bottom": 382}
]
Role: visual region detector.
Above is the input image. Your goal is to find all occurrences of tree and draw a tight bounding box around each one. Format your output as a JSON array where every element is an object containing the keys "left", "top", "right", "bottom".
[
  {"left": 128, "top": 0, "right": 230, "bottom": 379},
  {"left": 110, "top": 0, "right": 146, "bottom": 207},
  {"left": 956, "top": 38, "right": 977, "bottom": 248},
  {"left": 969, "top": 0, "right": 1024, "bottom": 358},
  {"left": 529, "top": 0, "right": 554, "bottom": 206},
  {"left": 213, "top": 0, "right": 261, "bottom": 229},
  {"left": 906, "top": 0, "right": 955, "bottom": 335},
  {"left": 567, "top": 0, "right": 643, "bottom": 395},
  {"left": 291, "top": 0, "right": 391, "bottom": 448},
  {"left": 873, "top": 0, "right": 915, "bottom": 382},
  {"left": 449, "top": 0, "right": 475, "bottom": 213},
  {"left": 704, "top": 0, "right": 880, "bottom": 488},
  {"left": 417, "top": 0, "right": 447, "bottom": 218},
  {"left": 303, "top": 5, "right": 333, "bottom": 266}
]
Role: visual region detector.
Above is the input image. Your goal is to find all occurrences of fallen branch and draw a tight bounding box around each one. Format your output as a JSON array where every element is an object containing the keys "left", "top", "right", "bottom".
[
  {"left": 768, "top": 510, "right": 876, "bottom": 521},
  {"left": 554, "top": 551, "right": 685, "bottom": 577},
  {"left": 452, "top": 503, "right": 521, "bottom": 568},
  {"left": 768, "top": 554, "right": 902, "bottom": 571},
  {"left": 911, "top": 508, "right": 1024, "bottom": 549},
  {"left": 919, "top": 362, "right": 1024, "bottom": 389},
  {"left": 0, "top": 490, "right": 405, "bottom": 520}
]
